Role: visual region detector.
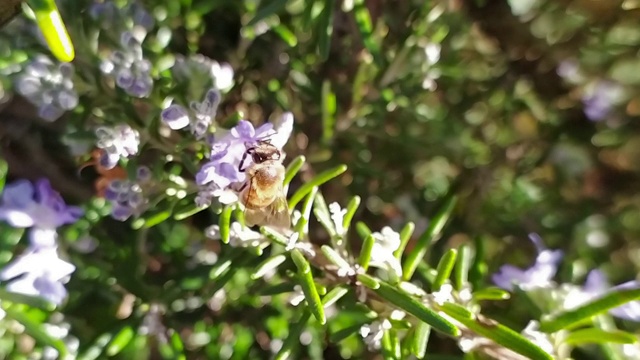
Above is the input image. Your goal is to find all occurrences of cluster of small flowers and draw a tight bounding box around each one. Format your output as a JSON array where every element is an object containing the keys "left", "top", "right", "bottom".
[
  {"left": 100, "top": 31, "right": 154, "bottom": 98},
  {"left": 14, "top": 55, "right": 79, "bottom": 121},
  {"left": 88, "top": 1, "right": 155, "bottom": 34},
  {"left": 161, "top": 88, "right": 222, "bottom": 139},
  {"left": 104, "top": 166, "right": 152, "bottom": 221},
  {"left": 172, "top": 54, "right": 235, "bottom": 94},
  {"left": 0, "top": 179, "right": 83, "bottom": 305},
  {"left": 95, "top": 124, "right": 141, "bottom": 169}
]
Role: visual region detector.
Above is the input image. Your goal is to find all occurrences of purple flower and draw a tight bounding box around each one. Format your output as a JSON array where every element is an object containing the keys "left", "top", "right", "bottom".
[
  {"left": 492, "top": 233, "right": 563, "bottom": 291},
  {"left": 100, "top": 32, "right": 153, "bottom": 98},
  {"left": 0, "top": 179, "right": 83, "bottom": 229},
  {"left": 582, "top": 80, "right": 624, "bottom": 122},
  {"left": 194, "top": 112, "right": 294, "bottom": 205},
  {"left": 14, "top": 55, "right": 78, "bottom": 121},
  {"left": 95, "top": 125, "right": 141, "bottom": 169},
  {"left": 161, "top": 88, "right": 221, "bottom": 138},
  {"left": 0, "top": 245, "right": 75, "bottom": 305},
  {"left": 572, "top": 270, "right": 640, "bottom": 321},
  {"left": 103, "top": 174, "right": 148, "bottom": 221}
]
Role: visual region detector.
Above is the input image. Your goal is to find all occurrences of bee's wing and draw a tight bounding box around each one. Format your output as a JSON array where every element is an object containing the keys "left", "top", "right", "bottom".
[
  {"left": 263, "top": 194, "right": 291, "bottom": 229},
  {"left": 244, "top": 185, "right": 291, "bottom": 230}
]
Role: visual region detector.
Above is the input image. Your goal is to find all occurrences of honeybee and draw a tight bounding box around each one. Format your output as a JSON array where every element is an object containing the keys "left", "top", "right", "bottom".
[
  {"left": 237, "top": 140, "right": 291, "bottom": 229},
  {"left": 79, "top": 149, "right": 127, "bottom": 197}
]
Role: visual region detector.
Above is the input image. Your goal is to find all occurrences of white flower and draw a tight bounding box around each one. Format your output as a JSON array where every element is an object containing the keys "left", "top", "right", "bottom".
[
  {"left": 328, "top": 202, "right": 347, "bottom": 235},
  {"left": 368, "top": 227, "right": 403, "bottom": 278},
  {"left": 205, "top": 222, "right": 266, "bottom": 248},
  {"left": 360, "top": 319, "right": 392, "bottom": 351},
  {"left": 522, "top": 321, "right": 555, "bottom": 355}
]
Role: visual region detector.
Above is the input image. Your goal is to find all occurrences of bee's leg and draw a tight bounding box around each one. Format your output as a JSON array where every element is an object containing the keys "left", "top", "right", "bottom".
[{"left": 239, "top": 150, "right": 252, "bottom": 172}]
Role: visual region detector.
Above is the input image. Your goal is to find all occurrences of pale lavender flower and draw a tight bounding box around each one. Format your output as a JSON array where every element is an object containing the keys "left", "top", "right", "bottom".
[
  {"left": 565, "top": 269, "right": 640, "bottom": 322},
  {"left": 368, "top": 226, "right": 403, "bottom": 279},
  {"left": 161, "top": 88, "right": 221, "bottom": 138},
  {"left": 14, "top": 55, "right": 78, "bottom": 121},
  {"left": 492, "top": 233, "right": 563, "bottom": 291},
  {"left": 0, "top": 179, "right": 83, "bottom": 230},
  {"left": 95, "top": 124, "right": 141, "bottom": 169},
  {"left": 582, "top": 80, "right": 624, "bottom": 122},
  {"left": 100, "top": 32, "right": 153, "bottom": 98},
  {"left": 196, "top": 112, "right": 297, "bottom": 187},
  {"left": 89, "top": 1, "right": 155, "bottom": 36},
  {"left": 104, "top": 177, "right": 146, "bottom": 221},
  {"left": 0, "top": 245, "right": 75, "bottom": 305}
]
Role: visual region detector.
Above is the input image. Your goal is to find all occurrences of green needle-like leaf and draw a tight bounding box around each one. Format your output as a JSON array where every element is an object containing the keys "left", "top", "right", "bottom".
[
  {"left": 472, "top": 287, "right": 511, "bottom": 302},
  {"left": 29, "top": 0, "right": 75, "bottom": 62},
  {"left": 219, "top": 205, "right": 233, "bottom": 244},
  {"left": 539, "top": 288, "right": 640, "bottom": 333},
  {"left": 394, "top": 221, "right": 415, "bottom": 259},
  {"left": 291, "top": 249, "right": 326, "bottom": 324},
  {"left": 274, "top": 311, "right": 311, "bottom": 360},
  {"left": 403, "top": 195, "right": 457, "bottom": 281},
  {"left": 357, "top": 273, "right": 381, "bottom": 289},
  {"left": 316, "top": 0, "right": 335, "bottom": 60},
  {"left": 247, "top": 0, "right": 289, "bottom": 26},
  {"left": 4, "top": 305, "right": 68, "bottom": 357},
  {"left": 294, "top": 186, "right": 318, "bottom": 235},
  {"left": 356, "top": 221, "right": 372, "bottom": 239},
  {"left": 382, "top": 328, "right": 401, "bottom": 360},
  {"left": 343, "top": 195, "right": 361, "bottom": 232},
  {"left": 453, "top": 245, "right": 472, "bottom": 290},
  {"left": 0, "top": 289, "right": 56, "bottom": 311},
  {"left": 289, "top": 164, "right": 347, "bottom": 209},
  {"left": 321, "top": 79, "right": 336, "bottom": 144},
  {"left": 439, "top": 303, "right": 554, "bottom": 360},
  {"left": 252, "top": 254, "right": 288, "bottom": 280},
  {"left": 432, "top": 248, "right": 457, "bottom": 291},
  {"left": 374, "top": 281, "right": 459, "bottom": 336},
  {"left": 411, "top": 322, "right": 431, "bottom": 358},
  {"left": 260, "top": 226, "right": 290, "bottom": 247},
  {"left": 351, "top": 0, "right": 381, "bottom": 65},
  {"left": 358, "top": 233, "right": 375, "bottom": 270},
  {"left": 563, "top": 328, "right": 638, "bottom": 345},
  {"left": 322, "top": 286, "right": 349, "bottom": 307},
  {"left": 105, "top": 326, "right": 135, "bottom": 356},
  {"left": 284, "top": 155, "right": 306, "bottom": 186}
]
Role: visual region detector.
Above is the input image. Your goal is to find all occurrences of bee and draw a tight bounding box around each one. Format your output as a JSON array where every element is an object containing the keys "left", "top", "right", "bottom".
[
  {"left": 78, "top": 149, "right": 127, "bottom": 197},
  {"left": 237, "top": 140, "right": 291, "bottom": 229}
]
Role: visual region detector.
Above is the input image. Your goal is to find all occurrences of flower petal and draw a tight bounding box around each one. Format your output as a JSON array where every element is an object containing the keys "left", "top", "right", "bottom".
[{"left": 161, "top": 104, "right": 190, "bottom": 130}]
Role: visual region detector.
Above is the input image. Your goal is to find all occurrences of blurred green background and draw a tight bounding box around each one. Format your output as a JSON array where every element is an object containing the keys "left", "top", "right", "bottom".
[{"left": 1, "top": 0, "right": 640, "bottom": 358}]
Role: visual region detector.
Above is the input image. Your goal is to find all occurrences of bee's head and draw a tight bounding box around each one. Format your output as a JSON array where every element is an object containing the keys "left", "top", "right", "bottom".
[{"left": 248, "top": 140, "right": 281, "bottom": 164}]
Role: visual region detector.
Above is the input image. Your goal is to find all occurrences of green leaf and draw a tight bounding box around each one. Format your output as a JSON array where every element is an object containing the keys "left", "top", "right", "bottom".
[
  {"left": 274, "top": 311, "right": 311, "bottom": 360},
  {"left": 321, "top": 79, "right": 337, "bottom": 144},
  {"left": 291, "top": 249, "right": 326, "bottom": 324},
  {"left": 439, "top": 303, "right": 554, "bottom": 360},
  {"left": 472, "top": 287, "right": 511, "bottom": 302},
  {"left": 330, "top": 322, "right": 368, "bottom": 343},
  {"left": 356, "top": 221, "right": 372, "bottom": 239},
  {"left": 289, "top": 164, "right": 347, "bottom": 209},
  {"left": 294, "top": 186, "right": 318, "bottom": 235},
  {"left": 453, "top": 245, "right": 472, "bottom": 290},
  {"left": 0, "top": 289, "right": 55, "bottom": 311},
  {"left": 273, "top": 24, "right": 298, "bottom": 47},
  {"left": 320, "top": 245, "right": 353, "bottom": 270},
  {"left": 411, "top": 322, "right": 431, "bottom": 358},
  {"left": 316, "top": 0, "right": 335, "bottom": 60},
  {"left": 247, "top": 0, "right": 289, "bottom": 26},
  {"left": 173, "top": 203, "right": 207, "bottom": 221},
  {"left": 382, "top": 328, "right": 401, "bottom": 360},
  {"left": 252, "top": 254, "right": 288, "bottom": 280},
  {"left": 219, "top": 205, "right": 233, "bottom": 244},
  {"left": 105, "top": 326, "right": 135, "bottom": 356},
  {"left": 322, "top": 286, "right": 349, "bottom": 307},
  {"left": 351, "top": 0, "right": 381, "bottom": 65},
  {"left": 358, "top": 233, "right": 376, "bottom": 270},
  {"left": 3, "top": 305, "right": 68, "bottom": 357},
  {"left": 539, "top": 288, "right": 640, "bottom": 333},
  {"left": 343, "top": 195, "right": 361, "bottom": 232},
  {"left": 284, "top": 155, "right": 306, "bottom": 186},
  {"left": 260, "top": 226, "right": 290, "bottom": 247},
  {"left": 432, "top": 248, "right": 457, "bottom": 291},
  {"left": 79, "top": 332, "right": 113, "bottom": 360},
  {"left": 374, "top": 281, "right": 459, "bottom": 337},
  {"left": 563, "top": 328, "right": 638, "bottom": 346},
  {"left": 357, "top": 273, "right": 381, "bottom": 289},
  {"left": 403, "top": 195, "right": 457, "bottom": 280},
  {"left": 394, "top": 222, "right": 415, "bottom": 260}
]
